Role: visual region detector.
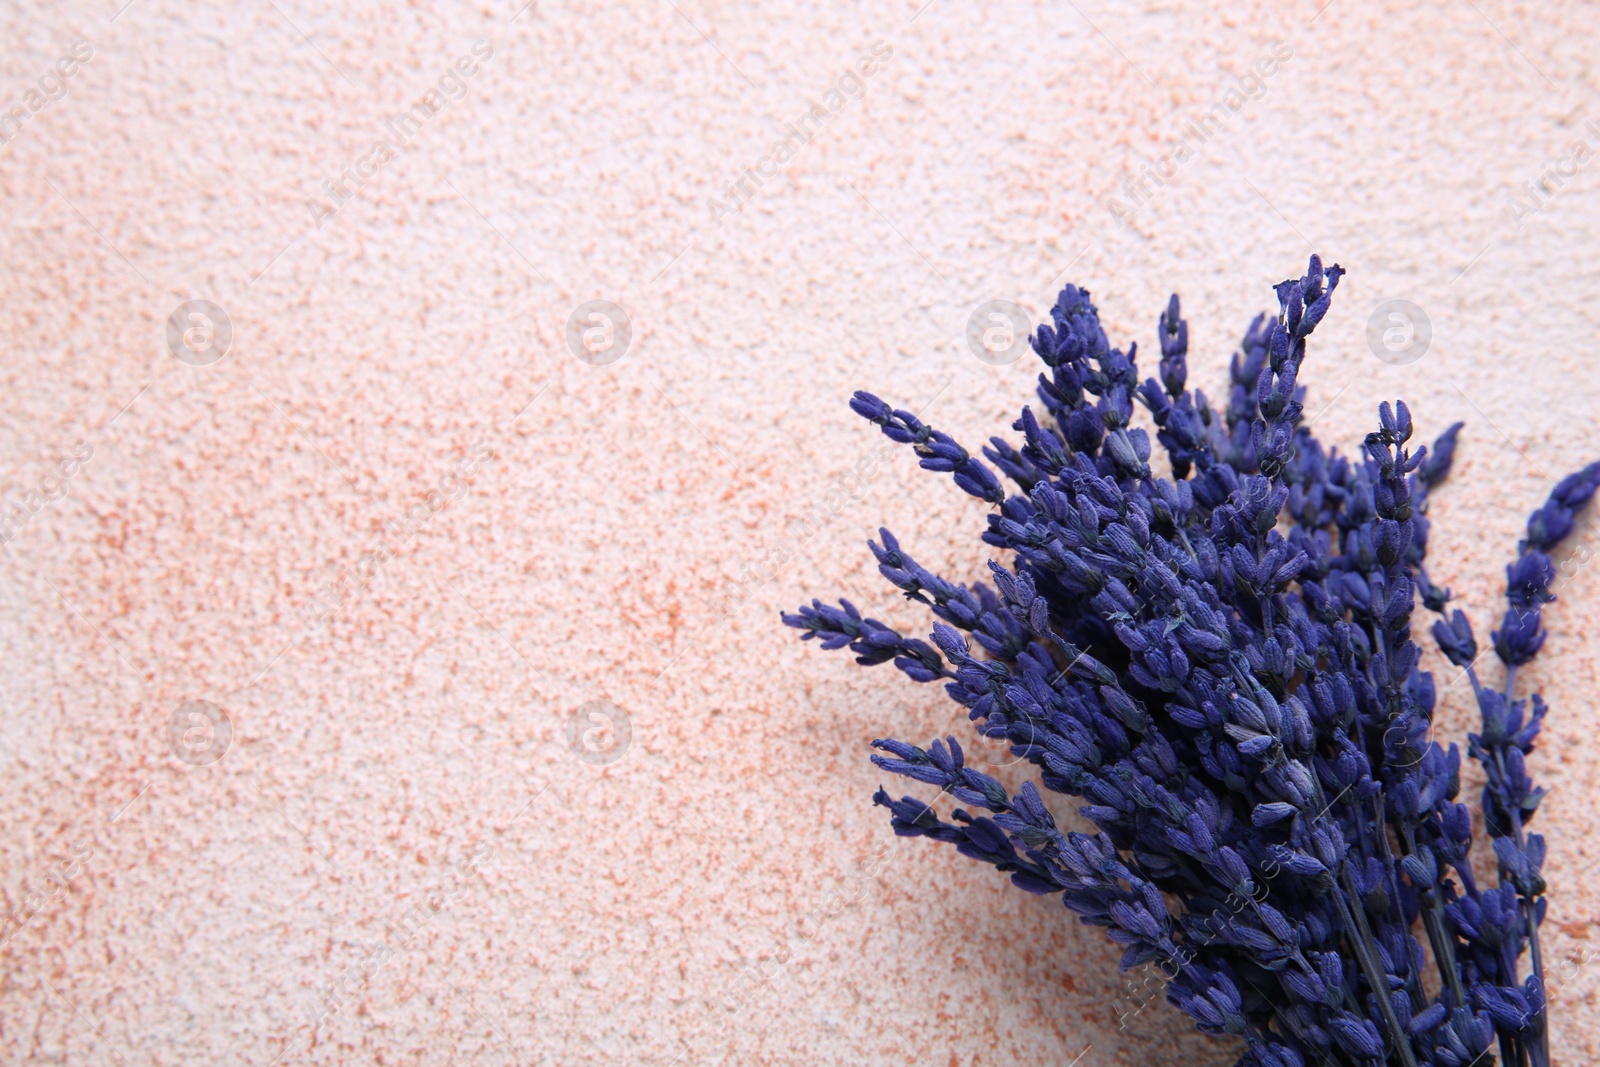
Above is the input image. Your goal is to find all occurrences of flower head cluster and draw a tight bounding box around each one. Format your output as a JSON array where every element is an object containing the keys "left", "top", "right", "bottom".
[{"left": 784, "top": 258, "right": 1596, "bottom": 1067}]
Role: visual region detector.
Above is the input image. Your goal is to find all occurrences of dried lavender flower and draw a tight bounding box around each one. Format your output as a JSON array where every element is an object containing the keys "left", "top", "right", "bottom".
[{"left": 785, "top": 258, "right": 1595, "bottom": 1067}]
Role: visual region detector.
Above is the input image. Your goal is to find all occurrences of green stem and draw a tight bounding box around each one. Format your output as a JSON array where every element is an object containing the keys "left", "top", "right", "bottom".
[
  {"left": 1399, "top": 825, "right": 1468, "bottom": 1011},
  {"left": 1335, "top": 865, "right": 1419, "bottom": 1067}
]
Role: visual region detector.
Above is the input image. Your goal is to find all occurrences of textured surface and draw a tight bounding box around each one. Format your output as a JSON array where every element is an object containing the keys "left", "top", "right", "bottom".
[{"left": 2, "top": 1, "right": 1599, "bottom": 1064}]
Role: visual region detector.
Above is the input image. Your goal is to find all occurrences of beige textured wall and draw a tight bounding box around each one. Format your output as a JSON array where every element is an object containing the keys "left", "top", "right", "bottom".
[{"left": 2, "top": 0, "right": 1599, "bottom": 1064}]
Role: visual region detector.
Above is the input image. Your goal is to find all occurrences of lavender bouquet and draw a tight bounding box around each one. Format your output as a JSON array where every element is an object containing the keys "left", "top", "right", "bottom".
[{"left": 785, "top": 257, "right": 1598, "bottom": 1067}]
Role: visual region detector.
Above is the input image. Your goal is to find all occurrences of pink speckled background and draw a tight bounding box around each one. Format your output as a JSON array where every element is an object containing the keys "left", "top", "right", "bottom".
[{"left": 3, "top": 1, "right": 1600, "bottom": 1064}]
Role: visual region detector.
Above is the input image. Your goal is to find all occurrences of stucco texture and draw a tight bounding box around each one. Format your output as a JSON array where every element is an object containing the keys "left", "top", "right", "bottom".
[{"left": 3, "top": 0, "right": 1600, "bottom": 1064}]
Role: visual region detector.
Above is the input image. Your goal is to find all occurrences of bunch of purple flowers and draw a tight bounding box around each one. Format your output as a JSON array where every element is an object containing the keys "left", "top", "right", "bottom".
[{"left": 785, "top": 257, "right": 1598, "bottom": 1067}]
